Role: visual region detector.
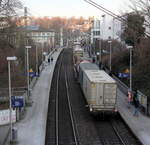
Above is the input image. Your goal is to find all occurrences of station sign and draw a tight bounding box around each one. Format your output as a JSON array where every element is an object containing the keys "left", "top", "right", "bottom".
[
  {"left": 29, "top": 68, "right": 37, "bottom": 77},
  {"left": 0, "top": 109, "right": 16, "bottom": 125},
  {"left": 29, "top": 72, "right": 36, "bottom": 77},
  {"left": 118, "top": 73, "right": 130, "bottom": 78},
  {"left": 22, "top": 72, "right": 37, "bottom": 77},
  {"left": 11, "top": 96, "right": 24, "bottom": 108},
  {"left": 124, "top": 69, "right": 129, "bottom": 73}
]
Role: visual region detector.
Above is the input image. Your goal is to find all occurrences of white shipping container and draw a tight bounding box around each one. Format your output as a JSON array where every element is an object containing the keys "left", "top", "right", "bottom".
[{"left": 82, "top": 70, "right": 117, "bottom": 112}]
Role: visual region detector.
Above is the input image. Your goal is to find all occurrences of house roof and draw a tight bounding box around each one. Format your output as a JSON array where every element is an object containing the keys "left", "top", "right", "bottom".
[{"left": 21, "top": 25, "right": 55, "bottom": 32}]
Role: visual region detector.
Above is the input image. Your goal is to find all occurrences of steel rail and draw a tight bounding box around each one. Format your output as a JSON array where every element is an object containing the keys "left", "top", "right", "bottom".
[
  {"left": 55, "top": 55, "right": 63, "bottom": 145},
  {"left": 65, "top": 71, "right": 79, "bottom": 145},
  {"left": 84, "top": 0, "right": 150, "bottom": 38},
  {"left": 110, "top": 120, "right": 127, "bottom": 145}
]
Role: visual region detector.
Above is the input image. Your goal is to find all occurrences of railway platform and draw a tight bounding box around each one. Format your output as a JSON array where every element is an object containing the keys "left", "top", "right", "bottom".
[
  {"left": 83, "top": 49, "right": 150, "bottom": 145},
  {"left": 117, "top": 88, "right": 150, "bottom": 145},
  {"left": 0, "top": 125, "right": 9, "bottom": 145},
  {"left": 12, "top": 48, "right": 62, "bottom": 145},
  {"left": 1, "top": 48, "right": 150, "bottom": 145}
]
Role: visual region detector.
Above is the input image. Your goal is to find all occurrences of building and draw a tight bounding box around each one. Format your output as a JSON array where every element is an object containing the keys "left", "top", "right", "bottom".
[
  {"left": 0, "top": 17, "right": 10, "bottom": 30},
  {"left": 0, "top": 24, "right": 55, "bottom": 51},
  {"left": 90, "top": 19, "right": 101, "bottom": 44},
  {"left": 111, "top": 18, "right": 121, "bottom": 40},
  {"left": 25, "top": 25, "right": 55, "bottom": 48},
  {"left": 144, "top": 16, "right": 150, "bottom": 37}
]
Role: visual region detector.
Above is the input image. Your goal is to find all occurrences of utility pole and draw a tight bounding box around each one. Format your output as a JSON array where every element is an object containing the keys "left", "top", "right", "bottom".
[
  {"left": 24, "top": 7, "right": 31, "bottom": 102},
  {"left": 7, "top": 56, "right": 17, "bottom": 143},
  {"left": 100, "top": 14, "right": 105, "bottom": 67},
  {"left": 24, "top": 7, "right": 28, "bottom": 75},
  {"left": 25, "top": 46, "right": 31, "bottom": 101},
  {"left": 108, "top": 40, "right": 112, "bottom": 71},
  {"left": 60, "top": 28, "right": 63, "bottom": 47},
  {"left": 35, "top": 45, "right": 38, "bottom": 76},
  {"left": 42, "top": 43, "right": 44, "bottom": 63},
  {"left": 99, "top": 19, "right": 102, "bottom": 68},
  {"left": 112, "top": 18, "right": 115, "bottom": 40},
  {"left": 24, "top": 7, "right": 27, "bottom": 29},
  {"left": 102, "top": 14, "right": 105, "bottom": 40},
  {"left": 99, "top": 38, "right": 101, "bottom": 64},
  {"left": 127, "top": 45, "right": 133, "bottom": 92},
  {"left": 130, "top": 46, "right": 132, "bottom": 92}
]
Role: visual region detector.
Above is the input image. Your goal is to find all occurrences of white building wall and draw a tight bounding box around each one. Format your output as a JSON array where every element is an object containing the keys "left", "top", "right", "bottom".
[
  {"left": 144, "top": 16, "right": 150, "bottom": 37},
  {"left": 101, "top": 15, "right": 121, "bottom": 40},
  {"left": 28, "top": 31, "right": 55, "bottom": 44},
  {"left": 91, "top": 19, "right": 101, "bottom": 44}
]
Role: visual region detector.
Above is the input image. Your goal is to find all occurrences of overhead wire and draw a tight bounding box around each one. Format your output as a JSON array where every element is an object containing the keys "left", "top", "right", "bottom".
[
  {"left": 84, "top": 0, "right": 150, "bottom": 37},
  {"left": 84, "top": 0, "right": 126, "bottom": 22}
]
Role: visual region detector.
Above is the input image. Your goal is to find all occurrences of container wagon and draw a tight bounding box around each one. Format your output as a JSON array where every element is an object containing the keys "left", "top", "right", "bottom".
[
  {"left": 78, "top": 61, "right": 99, "bottom": 86},
  {"left": 82, "top": 70, "right": 117, "bottom": 113},
  {"left": 73, "top": 46, "right": 84, "bottom": 63},
  {"left": 73, "top": 47, "right": 83, "bottom": 57}
]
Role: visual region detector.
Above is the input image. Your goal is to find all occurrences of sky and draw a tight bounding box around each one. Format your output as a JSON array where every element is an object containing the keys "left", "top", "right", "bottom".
[
  {"left": 22, "top": 0, "right": 132, "bottom": 40},
  {"left": 22, "top": 0, "right": 131, "bottom": 18}
]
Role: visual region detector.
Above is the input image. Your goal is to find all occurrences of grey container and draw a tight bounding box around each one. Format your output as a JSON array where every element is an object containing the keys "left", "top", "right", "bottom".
[
  {"left": 82, "top": 70, "right": 117, "bottom": 113},
  {"left": 78, "top": 62, "right": 99, "bottom": 86}
]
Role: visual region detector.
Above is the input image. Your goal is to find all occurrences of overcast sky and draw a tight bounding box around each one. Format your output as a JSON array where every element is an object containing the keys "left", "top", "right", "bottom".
[{"left": 22, "top": 0, "right": 131, "bottom": 18}]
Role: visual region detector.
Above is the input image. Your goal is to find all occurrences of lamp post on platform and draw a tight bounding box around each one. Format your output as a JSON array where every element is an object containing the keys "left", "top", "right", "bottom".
[
  {"left": 25, "top": 46, "right": 31, "bottom": 100},
  {"left": 43, "top": 51, "right": 47, "bottom": 62},
  {"left": 108, "top": 40, "right": 112, "bottom": 71},
  {"left": 100, "top": 14, "right": 105, "bottom": 68},
  {"left": 6, "top": 56, "right": 17, "bottom": 142},
  {"left": 35, "top": 45, "right": 39, "bottom": 76},
  {"left": 127, "top": 45, "right": 133, "bottom": 92}
]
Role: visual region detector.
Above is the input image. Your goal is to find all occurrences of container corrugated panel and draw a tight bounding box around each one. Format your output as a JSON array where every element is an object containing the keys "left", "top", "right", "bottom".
[
  {"left": 73, "top": 48, "right": 84, "bottom": 57},
  {"left": 83, "top": 70, "right": 93, "bottom": 104},
  {"left": 104, "top": 83, "right": 117, "bottom": 105},
  {"left": 84, "top": 70, "right": 116, "bottom": 83},
  {"left": 78, "top": 62, "right": 99, "bottom": 88},
  {"left": 83, "top": 70, "right": 117, "bottom": 112},
  {"left": 79, "top": 62, "right": 99, "bottom": 72}
]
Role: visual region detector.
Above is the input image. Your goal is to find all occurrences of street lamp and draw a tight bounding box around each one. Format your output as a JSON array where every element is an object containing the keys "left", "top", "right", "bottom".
[
  {"left": 101, "top": 14, "right": 105, "bottom": 40},
  {"left": 25, "top": 46, "right": 31, "bottom": 101},
  {"left": 41, "top": 43, "right": 44, "bottom": 64},
  {"left": 127, "top": 45, "right": 133, "bottom": 93},
  {"left": 99, "top": 14, "right": 105, "bottom": 68},
  {"left": 108, "top": 40, "right": 112, "bottom": 71},
  {"left": 42, "top": 51, "right": 47, "bottom": 69},
  {"left": 98, "top": 38, "right": 102, "bottom": 68},
  {"left": 43, "top": 52, "right": 47, "bottom": 62},
  {"left": 35, "top": 45, "right": 39, "bottom": 76},
  {"left": 6, "top": 56, "right": 17, "bottom": 142}
]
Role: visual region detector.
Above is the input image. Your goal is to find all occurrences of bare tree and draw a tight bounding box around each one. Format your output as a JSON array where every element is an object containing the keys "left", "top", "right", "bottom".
[
  {"left": 129, "top": 0, "right": 150, "bottom": 36},
  {"left": 0, "top": 0, "right": 22, "bottom": 17}
]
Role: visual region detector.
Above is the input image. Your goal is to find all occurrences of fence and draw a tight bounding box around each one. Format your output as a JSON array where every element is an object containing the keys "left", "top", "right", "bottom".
[
  {"left": 99, "top": 65, "right": 149, "bottom": 115},
  {"left": 0, "top": 49, "right": 59, "bottom": 145},
  {"left": 137, "top": 90, "right": 148, "bottom": 115},
  {"left": 0, "top": 49, "right": 57, "bottom": 109},
  {"left": 111, "top": 74, "right": 149, "bottom": 116}
]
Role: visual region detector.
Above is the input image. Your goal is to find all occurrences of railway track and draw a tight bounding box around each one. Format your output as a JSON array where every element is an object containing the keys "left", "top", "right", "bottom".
[
  {"left": 110, "top": 120, "right": 127, "bottom": 145},
  {"left": 93, "top": 115, "right": 142, "bottom": 145},
  {"left": 110, "top": 116, "right": 141, "bottom": 145},
  {"left": 45, "top": 48, "right": 142, "bottom": 145},
  {"left": 45, "top": 49, "right": 78, "bottom": 145},
  {"left": 65, "top": 71, "right": 79, "bottom": 145}
]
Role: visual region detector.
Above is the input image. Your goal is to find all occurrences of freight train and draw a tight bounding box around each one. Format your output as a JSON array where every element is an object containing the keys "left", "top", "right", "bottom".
[
  {"left": 73, "top": 44, "right": 84, "bottom": 70},
  {"left": 77, "top": 61, "right": 117, "bottom": 113}
]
